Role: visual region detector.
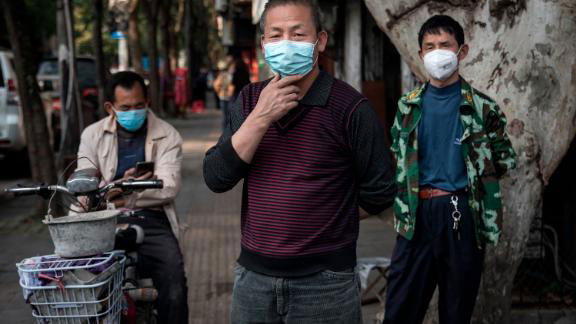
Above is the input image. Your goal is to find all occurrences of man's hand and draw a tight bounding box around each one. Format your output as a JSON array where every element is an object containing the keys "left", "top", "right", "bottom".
[
  {"left": 250, "top": 74, "right": 303, "bottom": 124},
  {"left": 122, "top": 167, "right": 155, "bottom": 181},
  {"left": 76, "top": 196, "right": 90, "bottom": 212},
  {"left": 359, "top": 207, "right": 370, "bottom": 220},
  {"left": 232, "top": 74, "right": 304, "bottom": 164},
  {"left": 103, "top": 168, "right": 156, "bottom": 208}
]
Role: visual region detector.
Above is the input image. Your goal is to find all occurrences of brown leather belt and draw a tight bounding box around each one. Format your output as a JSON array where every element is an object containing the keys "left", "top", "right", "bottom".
[{"left": 419, "top": 188, "right": 456, "bottom": 200}]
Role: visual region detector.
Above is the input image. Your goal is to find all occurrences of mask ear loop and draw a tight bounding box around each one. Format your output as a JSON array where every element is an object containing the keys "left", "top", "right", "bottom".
[
  {"left": 111, "top": 105, "right": 119, "bottom": 121},
  {"left": 455, "top": 45, "right": 463, "bottom": 58},
  {"left": 311, "top": 39, "right": 320, "bottom": 68}
]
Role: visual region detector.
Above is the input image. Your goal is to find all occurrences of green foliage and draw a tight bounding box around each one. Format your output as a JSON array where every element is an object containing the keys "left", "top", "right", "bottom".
[
  {"left": 0, "top": 0, "right": 57, "bottom": 55},
  {"left": 73, "top": 0, "right": 116, "bottom": 66},
  {"left": 24, "top": 0, "right": 57, "bottom": 41}
]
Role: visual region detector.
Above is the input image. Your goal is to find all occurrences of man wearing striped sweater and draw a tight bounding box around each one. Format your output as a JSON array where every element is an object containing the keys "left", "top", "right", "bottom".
[{"left": 203, "top": 1, "right": 396, "bottom": 323}]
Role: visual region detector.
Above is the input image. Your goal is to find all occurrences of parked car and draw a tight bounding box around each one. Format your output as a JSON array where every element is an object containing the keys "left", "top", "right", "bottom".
[
  {"left": 37, "top": 57, "right": 102, "bottom": 151},
  {"left": 0, "top": 50, "right": 26, "bottom": 161}
]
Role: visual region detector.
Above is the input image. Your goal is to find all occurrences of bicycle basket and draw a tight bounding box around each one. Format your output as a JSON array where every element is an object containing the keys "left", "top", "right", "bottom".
[{"left": 16, "top": 251, "right": 126, "bottom": 324}]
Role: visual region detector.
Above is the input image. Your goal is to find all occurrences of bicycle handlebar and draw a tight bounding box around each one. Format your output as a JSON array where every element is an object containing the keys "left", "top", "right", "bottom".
[
  {"left": 4, "top": 185, "right": 70, "bottom": 197},
  {"left": 111, "top": 180, "right": 164, "bottom": 191},
  {"left": 5, "top": 180, "right": 163, "bottom": 198}
]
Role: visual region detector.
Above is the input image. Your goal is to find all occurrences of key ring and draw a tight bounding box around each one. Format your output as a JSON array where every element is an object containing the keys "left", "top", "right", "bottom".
[
  {"left": 450, "top": 195, "right": 461, "bottom": 221},
  {"left": 452, "top": 210, "right": 462, "bottom": 221}
]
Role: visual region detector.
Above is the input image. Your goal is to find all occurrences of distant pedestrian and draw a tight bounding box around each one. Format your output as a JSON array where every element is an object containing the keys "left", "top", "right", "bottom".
[
  {"left": 213, "top": 61, "right": 234, "bottom": 130},
  {"left": 231, "top": 57, "right": 250, "bottom": 101},
  {"left": 203, "top": 1, "right": 396, "bottom": 323},
  {"left": 191, "top": 67, "right": 208, "bottom": 113},
  {"left": 384, "top": 15, "right": 517, "bottom": 324},
  {"left": 174, "top": 66, "right": 189, "bottom": 118}
]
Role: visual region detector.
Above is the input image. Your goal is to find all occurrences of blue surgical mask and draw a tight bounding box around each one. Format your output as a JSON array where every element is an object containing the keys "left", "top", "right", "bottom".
[
  {"left": 115, "top": 108, "right": 148, "bottom": 132},
  {"left": 264, "top": 40, "right": 317, "bottom": 77}
]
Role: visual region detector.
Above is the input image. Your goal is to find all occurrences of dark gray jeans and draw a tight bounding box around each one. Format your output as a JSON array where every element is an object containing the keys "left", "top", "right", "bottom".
[{"left": 230, "top": 264, "right": 362, "bottom": 324}]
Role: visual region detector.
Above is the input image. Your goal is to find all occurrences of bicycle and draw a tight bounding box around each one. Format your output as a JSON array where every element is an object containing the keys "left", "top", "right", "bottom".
[{"left": 6, "top": 167, "right": 163, "bottom": 323}]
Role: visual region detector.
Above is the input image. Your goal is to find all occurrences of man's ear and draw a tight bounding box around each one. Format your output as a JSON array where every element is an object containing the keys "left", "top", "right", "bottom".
[
  {"left": 458, "top": 44, "right": 469, "bottom": 61},
  {"left": 317, "top": 31, "right": 328, "bottom": 53},
  {"left": 260, "top": 34, "right": 266, "bottom": 53},
  {"left": 104, "top": 102, "right": 114, "bottom": 116}
]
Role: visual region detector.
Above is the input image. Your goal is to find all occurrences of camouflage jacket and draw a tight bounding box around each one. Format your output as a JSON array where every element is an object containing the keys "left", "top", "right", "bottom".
[{"left": 390, "top": 79, "right": 516, "bottom": 245}]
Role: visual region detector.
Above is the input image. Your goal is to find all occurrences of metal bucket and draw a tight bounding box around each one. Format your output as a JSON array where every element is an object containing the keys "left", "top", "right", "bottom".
[{"left": 43, "top": 210, "right": 120, "bottom": 258}]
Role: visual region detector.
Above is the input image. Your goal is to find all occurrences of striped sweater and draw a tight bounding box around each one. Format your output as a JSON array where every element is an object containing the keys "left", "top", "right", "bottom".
[{"left": 204, "top": 71, "right": 396, "bottom": 276}]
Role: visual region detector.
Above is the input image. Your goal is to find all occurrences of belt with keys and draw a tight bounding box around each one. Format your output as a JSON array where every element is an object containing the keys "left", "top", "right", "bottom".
[{"left": 450, "top": 195, "right": 462, "bottom": 240}]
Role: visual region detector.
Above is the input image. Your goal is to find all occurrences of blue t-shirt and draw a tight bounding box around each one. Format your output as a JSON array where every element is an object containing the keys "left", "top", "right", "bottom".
[
  {"left": 114, "top": 125, "right": 146, "bottom": 180},
  {"left": 418, "top": 81, "right": 468, "bottom": 191}
]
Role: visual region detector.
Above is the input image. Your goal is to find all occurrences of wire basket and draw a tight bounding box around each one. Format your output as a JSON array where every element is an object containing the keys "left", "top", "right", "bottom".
[{"left": 16, "top": 251, "right": 126, "bottom": 324}]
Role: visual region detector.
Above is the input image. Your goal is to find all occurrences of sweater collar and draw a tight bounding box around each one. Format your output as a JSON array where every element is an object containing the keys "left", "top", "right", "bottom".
[{"left": 299, "top": 70, "right": 334, "bottom": 107}]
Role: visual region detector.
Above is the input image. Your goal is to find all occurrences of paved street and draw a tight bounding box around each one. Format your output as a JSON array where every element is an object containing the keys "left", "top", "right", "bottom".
[{"left": 0, "top": 109, "right": 396, "bottom": 324}]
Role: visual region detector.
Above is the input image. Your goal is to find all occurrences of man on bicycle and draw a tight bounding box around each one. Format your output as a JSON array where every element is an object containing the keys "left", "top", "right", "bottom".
[{"left": 76, "top": 71, "right": 188, "bottom": 323}]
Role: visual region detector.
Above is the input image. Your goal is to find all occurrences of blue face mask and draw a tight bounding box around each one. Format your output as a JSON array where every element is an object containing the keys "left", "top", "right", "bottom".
[
  {"left": 115, "top": 108, "right": 147, "bottom": 132},
  {"left": 264, "top": 40, "right": 317, "bottom": 77}
]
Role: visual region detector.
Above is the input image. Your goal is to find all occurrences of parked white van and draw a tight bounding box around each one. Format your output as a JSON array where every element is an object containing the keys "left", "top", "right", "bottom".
[{"left": 0, "top": 50, "right": 25, "bottom": 159}]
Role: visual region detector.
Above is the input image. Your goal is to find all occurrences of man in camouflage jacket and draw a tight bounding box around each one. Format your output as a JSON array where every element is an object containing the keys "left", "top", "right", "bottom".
[
  {"left": 391, "top": 77, "right": 516, "bottom": 246},
  {"left": 384, "top": 15, "right": 516, "bottom": 324}
]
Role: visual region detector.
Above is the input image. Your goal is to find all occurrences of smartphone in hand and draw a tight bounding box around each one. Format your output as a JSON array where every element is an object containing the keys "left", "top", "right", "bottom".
[{"left": 135, "top": 161, "right": 155, "bottom": 177}]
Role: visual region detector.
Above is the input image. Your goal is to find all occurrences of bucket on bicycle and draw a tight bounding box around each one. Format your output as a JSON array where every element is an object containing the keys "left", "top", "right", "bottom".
[{"left": 43, "top": 210, "right": 120, "bottom": 258}]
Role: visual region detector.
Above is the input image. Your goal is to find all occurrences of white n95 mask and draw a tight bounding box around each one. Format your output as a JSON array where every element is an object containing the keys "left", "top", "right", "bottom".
[{"left": 423, "top": 48, "right": 461, "bottom": 81}]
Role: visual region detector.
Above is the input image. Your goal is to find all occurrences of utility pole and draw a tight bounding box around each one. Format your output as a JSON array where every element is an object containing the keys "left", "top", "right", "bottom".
[
  {"left": 57, "top": 0, "right": 83, "bottom": 169},
  {"left": 109, "top": 0, "right": 130, "bottom": 71},
  {"left": 92, "top": 0, "right": 107, "bottom": 117},
  {"left": 118, "top": 37, "right": 129, "bottom": 70}
]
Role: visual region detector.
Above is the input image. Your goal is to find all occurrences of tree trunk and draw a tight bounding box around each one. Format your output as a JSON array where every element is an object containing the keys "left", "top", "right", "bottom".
[
  {"left": 92, "top": 0, "right": 107, "bottom": 118},
  {"left": 172, "top": 0, "right": 186, "bottom": 68},
  {"left": 160, "top": 0, "right": 175, "bottom": 116},
  {"left": 184, "top": 0, "right": 198, "bottom": 105},
  {"left": 363, "top": 0, "right": 576, "bottom": 323},
  {"left": 128, "top": 0, "right": 145, "bottom": 75},
  {"left": 142, "top": 0, "right": 162, "bottom": 115},
  {"left": 0, "top": 0, "right": 57, "bottom": 184}
]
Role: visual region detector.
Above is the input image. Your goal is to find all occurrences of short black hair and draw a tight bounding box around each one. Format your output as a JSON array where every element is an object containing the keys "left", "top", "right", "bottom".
[
  {"left": 418, "top": 15, "right": 465, "bottom": 49},
  {"left": 104, "top": 71, "right": 147, "bottom": 103},
  {"left": 260, "top": 0, "right": 323, "bottom": 34}
]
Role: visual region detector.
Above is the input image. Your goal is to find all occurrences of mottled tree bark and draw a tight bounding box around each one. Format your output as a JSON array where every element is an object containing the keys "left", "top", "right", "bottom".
[
  {"left": 363, "top": 0, "right": 576, "bottom": 323},
  {"left": 0, "top": 0, "right": 57, "bottom": 184}
]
